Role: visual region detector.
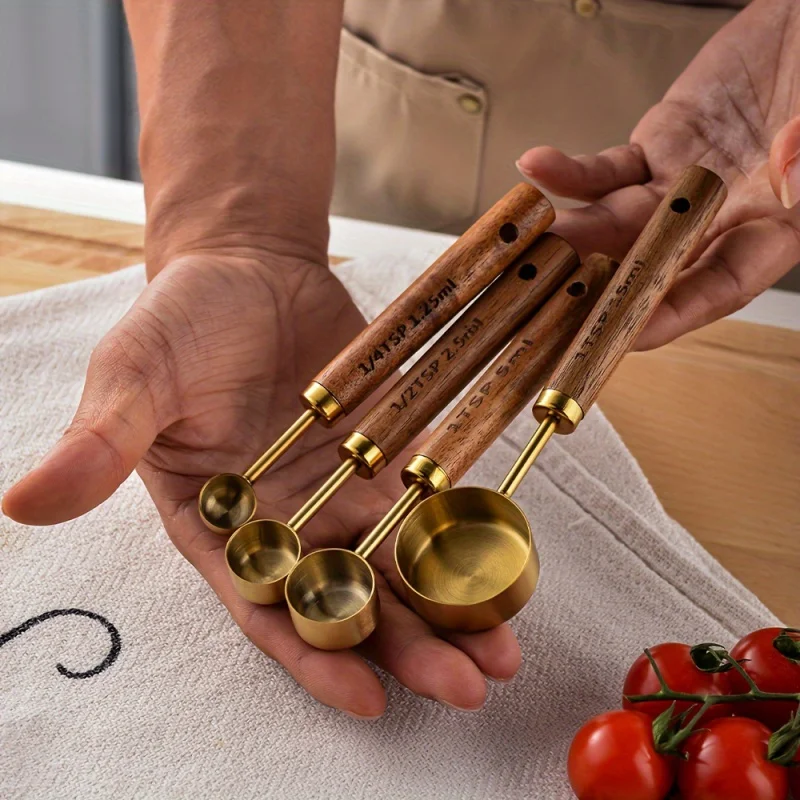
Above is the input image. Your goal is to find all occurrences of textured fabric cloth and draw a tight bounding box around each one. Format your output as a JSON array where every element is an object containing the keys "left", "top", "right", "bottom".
[{"left": 0, "top": 255, "right": 778, "bottom": 799}]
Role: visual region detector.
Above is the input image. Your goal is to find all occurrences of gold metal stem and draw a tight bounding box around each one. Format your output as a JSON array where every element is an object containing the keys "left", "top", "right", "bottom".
[
  {"left": 497, "top": 414, "right": 558, "bottom": 498},
  {"left": 288, "top": 457, "right": 359, "bottom": 532},
  {"left": 356, "top": 483, "right": 427, "bottom": 561},
  {"left": 244, "top": 409, "right": 318, "bottom": 482}
]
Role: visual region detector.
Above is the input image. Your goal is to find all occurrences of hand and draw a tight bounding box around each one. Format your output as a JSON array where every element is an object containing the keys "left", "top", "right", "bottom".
[
  {"left": 517, "top": 0, "right": 800, "bottom": 350},
  {"left": 2, "top": 252, "right": 520, "bottom": 717}
]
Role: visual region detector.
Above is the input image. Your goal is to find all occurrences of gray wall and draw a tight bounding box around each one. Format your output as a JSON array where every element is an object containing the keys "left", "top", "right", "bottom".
[{"left": 0, "top": 0, "right": 134, "bottom": 178}]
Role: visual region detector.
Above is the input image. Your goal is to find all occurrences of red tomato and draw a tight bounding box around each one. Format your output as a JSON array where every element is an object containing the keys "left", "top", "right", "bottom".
[
  {"left": 678, "top": 717, "right": 788, "bottom": 800},
  {"left": 567, "top": 710, "right": 676, "bottom": 800},
  {"left": 730, "top": 628, "right": 800, "bottom": 730},
  {"left": 622, "top": 643, "right": 734, "bottom": 722},
  {"left": 790, "top": 765, "right": 800, "bottom": 800}
]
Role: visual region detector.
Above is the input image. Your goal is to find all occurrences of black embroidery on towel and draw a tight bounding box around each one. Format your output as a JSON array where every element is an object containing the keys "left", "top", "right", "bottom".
[{"left": 0, "top": 608, "right": 121, "bottom": 679}]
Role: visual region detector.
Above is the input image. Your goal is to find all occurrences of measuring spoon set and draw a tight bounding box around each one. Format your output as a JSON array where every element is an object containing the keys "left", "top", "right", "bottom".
[{"left": 199, "top": 167, "right": 727, "bottom": 650}]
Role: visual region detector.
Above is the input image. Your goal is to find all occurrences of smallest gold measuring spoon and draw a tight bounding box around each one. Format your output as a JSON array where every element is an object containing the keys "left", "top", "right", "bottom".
[{"left": 284, "top": 254, "right": 614, "bottom": 650}]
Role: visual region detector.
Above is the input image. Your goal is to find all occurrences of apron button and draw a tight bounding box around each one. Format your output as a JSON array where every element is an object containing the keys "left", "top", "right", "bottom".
[
  {"left": 574, "top": 0, "right": 600, "bottom": 18},
  {"left": 457, "top": 93, "right": 484, "bottom": 115}
]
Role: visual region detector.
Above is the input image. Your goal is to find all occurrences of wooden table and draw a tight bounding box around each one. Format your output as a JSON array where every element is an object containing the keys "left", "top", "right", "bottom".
[{"left": 1, "top": 201, "right": 797, "bottom": 625}]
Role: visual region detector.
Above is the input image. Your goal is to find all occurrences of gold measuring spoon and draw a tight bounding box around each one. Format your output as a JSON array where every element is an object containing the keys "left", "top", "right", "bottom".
[
  {"left": 199, "top": 184, "right": 555, "bottom": 533},
  {"left": 284, "top": 254, "right": 615, "bottom": 649},
  {"left": 226, "top": 233, "right": 579, "bottom": 603},
  {"left": 395, "top": 165, "right": 727, "bottom": 632}
]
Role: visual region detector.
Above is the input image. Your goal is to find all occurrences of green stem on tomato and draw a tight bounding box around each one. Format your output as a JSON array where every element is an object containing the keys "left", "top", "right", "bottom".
[
  {"left": 650, "top": 700, "right": 717, "bottom": 756},
  {"left": 628, "top": 642, "right": 800, "bottom": 764},
  {"left": 643, "top": 648, "right": 671, "bottom": 692},
  {"left": 767, "top": 711, "right": 800, "bottom": 765},
  {"left": 627, "top": 689, "right": 800, "bottom": 704},
  {"left": 690, "top": 642, "right": 734, "bottom": 673},
  {"left": 774, "top": 630, "right": 800, "bottom": 663},
  {"left": 626, "top": 644, "right": 800, "bottom": 706},
  {"left": 724, "top": 649, "right": 763, "bottom": 693}
]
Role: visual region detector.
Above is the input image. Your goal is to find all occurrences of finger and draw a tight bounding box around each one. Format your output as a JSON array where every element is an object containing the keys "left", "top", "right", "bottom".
[
  {"left": 517, "top": 144, "right": 650, "bottom": 202},
  {"left": 769, "top": 115, "right": 800, "bottom": 209},
  {"left": 359, "top": 579, "right": 487, "bottom": 712},
  {"left": 2, "top": 329, "right": 162, "bottom": 525},
  {"left": 636, "top": 218, "right": 800, "bottom": 351},
  {"left": 233, "top": 601, "right": 386, "bottom": 719},
  {"left": 443, "top": 625, "right": 522, "bottom": 682},
  {"left": 547, "top": 183, "right": 664, "bottom": 261},
  {"left": 167, "top": 503, "right": 388, "bottom": 719}
]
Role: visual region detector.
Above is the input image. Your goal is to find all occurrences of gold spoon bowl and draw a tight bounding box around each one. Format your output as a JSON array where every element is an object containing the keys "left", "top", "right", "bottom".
[
  {"left": 199, "top": 473, "right": 258, "bottom": 534},
  {"left": 395, "top": 487, "right": 539, "bottom": 632},
  {"left": 285, "top": 549, "right": 379, "bottom": 651},
  {"left": 225, "top": 519, "right": 302, "bottom": 604}
]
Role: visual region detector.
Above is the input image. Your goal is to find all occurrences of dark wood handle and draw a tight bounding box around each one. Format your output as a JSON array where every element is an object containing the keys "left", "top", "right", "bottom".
[
  {"left": 546, "top": 166, "right": 726, "bottom": 412},
  {"left": 353, "top": 233, "right": 579, "bottom": 464},
  {"left": 312, "top": 184, "right": 554, "bottom": 414},
  {"left": 415, "top": 254, "right": 616, "bottom": 485}
]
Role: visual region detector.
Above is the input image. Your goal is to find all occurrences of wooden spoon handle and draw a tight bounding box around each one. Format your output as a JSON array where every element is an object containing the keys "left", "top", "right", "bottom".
[
  {"left": 345, "top": 234, "right": 579, "bottom": 474},
  {"left": 543, "top": 166, "right": 726, "bottom": 416},
  {"left": 410, "top": 254, "right": 616, "bottom": 487},
  {"left": 309, "top": 184, "right": 554, "bottom": 418}
]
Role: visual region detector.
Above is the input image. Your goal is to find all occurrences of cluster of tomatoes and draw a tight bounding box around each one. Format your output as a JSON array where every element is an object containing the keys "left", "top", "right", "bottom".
[{"left": 567, "top": 628, "right": 800, "bottom": 799}]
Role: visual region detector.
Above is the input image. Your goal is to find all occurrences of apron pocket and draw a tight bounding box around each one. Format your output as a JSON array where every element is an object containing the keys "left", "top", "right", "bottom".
[{"left": 333, "top": 27, "right": 487, "bottom": 232}]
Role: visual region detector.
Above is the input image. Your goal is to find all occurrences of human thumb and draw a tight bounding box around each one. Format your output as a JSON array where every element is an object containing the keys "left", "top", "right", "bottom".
[{"left": 2, "top": 328, "right": 162, "bottom": 526}]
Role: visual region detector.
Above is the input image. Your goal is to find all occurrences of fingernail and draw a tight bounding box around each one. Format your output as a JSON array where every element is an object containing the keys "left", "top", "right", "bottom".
[
  {"left": 343, "top": 711, "right": 382, "bottom": 721},
  {"left": 781, "top": 157, "right": 800, "bottom": 209},
  {"left": 515, "top": 159, "right": 533, "bottom": 179},
  {"left": 441, "top": 700, "right": 483, "bottom": 713}
]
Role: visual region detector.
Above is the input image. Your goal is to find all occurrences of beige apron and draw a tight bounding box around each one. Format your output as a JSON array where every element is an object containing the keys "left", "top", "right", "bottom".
[{"left": 332, "top": 0, "right": 742, "bottom": 232}]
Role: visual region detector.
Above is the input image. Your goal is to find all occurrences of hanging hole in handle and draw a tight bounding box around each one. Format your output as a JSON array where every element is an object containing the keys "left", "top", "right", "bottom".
[
  {"left": 499, "top": 223, "right": 519, "bottom": 243},
  {"left": 567, "top": 281, "right": 587, "bottom": 297},
  {"left": 670, "top": 197, "right": 691, "bottom": 214},
  {"left": 518, "top": 263, "right": 538, "bottom": 281}
]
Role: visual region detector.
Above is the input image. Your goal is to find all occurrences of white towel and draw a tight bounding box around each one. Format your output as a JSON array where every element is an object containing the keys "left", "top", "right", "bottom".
[{"left": 0, "top": 256, "right": 778, "bottom": 800}]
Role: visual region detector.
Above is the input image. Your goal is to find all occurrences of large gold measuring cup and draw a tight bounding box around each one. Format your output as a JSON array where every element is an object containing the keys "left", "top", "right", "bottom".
[
  {"left": 226, "top": 234, "right": 580, "bottom": 603},
  {"left": 284, "top": 254, "right": 615, "bottom": 649},
  {"left": 394, "top": 165, "right": 727, "bottom": 632},
  {"left": 198, "top": 184, "right": 554, "bottom": 533}
]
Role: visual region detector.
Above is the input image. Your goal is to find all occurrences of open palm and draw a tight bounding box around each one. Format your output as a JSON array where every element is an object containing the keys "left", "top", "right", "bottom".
[
  {"left": 3, "top": 252, "right": 520, "bottom": 718},
  {"left": 519, "top": 0, "right": 800, "bottom": 350}
]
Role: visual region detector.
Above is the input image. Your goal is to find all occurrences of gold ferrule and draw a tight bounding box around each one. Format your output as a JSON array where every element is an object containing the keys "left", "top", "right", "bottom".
[
  {"left": 532, "top": 388, "right": 584, "bottom": 435},
  {"left": 300, "top": 381, "right": 345, "bottom": 426},
  {"left": 401, "top": 455, "right": 451, "bottom": 494},
  {"left": 337, "top": 432, "right": 387, "bottom": 479}
]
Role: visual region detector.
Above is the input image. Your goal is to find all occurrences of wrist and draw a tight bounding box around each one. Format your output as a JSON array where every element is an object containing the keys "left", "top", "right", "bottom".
[
  {"left": 125, "top": 0, "right": 344, "bottom": 279},
  {"left": 152, "top": 246, "right": 335, "bottom": 310},
  {"left": 143, "top": 167, "right": 331, "bottom": 280},
  {"left": 140, "top": 106, "right": 333, "bottom": 278}
]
